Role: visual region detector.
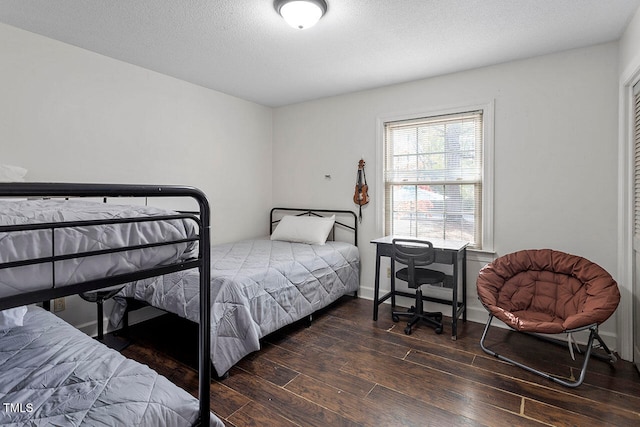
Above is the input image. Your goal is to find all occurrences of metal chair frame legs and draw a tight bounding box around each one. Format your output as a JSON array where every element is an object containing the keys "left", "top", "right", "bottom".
[
  {"left": 392, "top": 287, "right": 443, "bottom": 335},
  {"left": 479, "top": 314, "right": 617, "bottom": 388}
]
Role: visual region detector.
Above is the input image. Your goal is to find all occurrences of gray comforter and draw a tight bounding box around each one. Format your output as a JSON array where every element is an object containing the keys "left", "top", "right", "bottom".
[
  {"left": 0, "top": 199, "right": 198, "bottom": 297},
  {"left": 112, "top": 238, "right": 360, "bottom": 376},
  {"left": 0, "top": 306, "right": 222, "bottom": 426}
]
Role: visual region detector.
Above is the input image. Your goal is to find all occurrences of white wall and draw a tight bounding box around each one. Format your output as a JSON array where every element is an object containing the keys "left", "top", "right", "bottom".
[
  {"left": 0, "top": 23, "right": 273, "bottom": 333},
  {"left": 273, "top": 42, "right": 621, "bottom": 347},
  {"left": 0, "top": 22, "right": 624, "bottom": 349},
  {"left": 620, "top": 6, "right": 640, "bottom": 75}
]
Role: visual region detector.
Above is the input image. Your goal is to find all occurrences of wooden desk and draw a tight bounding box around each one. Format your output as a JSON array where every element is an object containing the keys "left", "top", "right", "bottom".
[{"left": 371, "top": 236, "right": 468, "bottom": 340}]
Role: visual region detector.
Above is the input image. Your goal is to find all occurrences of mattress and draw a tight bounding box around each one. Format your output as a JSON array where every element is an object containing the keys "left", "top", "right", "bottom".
[
  {"left": 0, "top": 305, "right": 222, "bottom": 426},
  {"left": 112, "top": 238, "right": 360, "bottom": 376},
  {"left": 0, "top": 199, "right": 198, "bottom": 297}
]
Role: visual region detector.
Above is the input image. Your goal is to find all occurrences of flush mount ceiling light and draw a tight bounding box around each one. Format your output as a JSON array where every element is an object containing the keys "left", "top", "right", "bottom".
[{"left": 274, "top": 0, "right": 327, "bottom": 30}]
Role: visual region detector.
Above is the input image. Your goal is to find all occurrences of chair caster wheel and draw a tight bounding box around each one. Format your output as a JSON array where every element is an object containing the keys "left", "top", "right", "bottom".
[
  {"left": 392, "top": 314, "right": 399, "bottom": 322},
  {"left": 404, "top": 326, "right": 412, "bottom": 335},
  {"left": 434, "top": 327, "right": 443, "bottom": 334}
]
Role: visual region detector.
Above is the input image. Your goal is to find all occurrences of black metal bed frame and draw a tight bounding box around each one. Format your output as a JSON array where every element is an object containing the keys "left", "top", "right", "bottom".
[
  {"left": 269, "top": 207, "right": 358, "bottom": 246},
  {"left": 0, "top": 183, "right": 211, "bottom": 426},
  {"left": 118, "top": 206, "right": 359, "bottom": 376}
]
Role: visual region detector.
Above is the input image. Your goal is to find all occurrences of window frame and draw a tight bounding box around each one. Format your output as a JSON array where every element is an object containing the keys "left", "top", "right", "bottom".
[{"left": 376, "top": 101, "right": 494, "bottom": 253}]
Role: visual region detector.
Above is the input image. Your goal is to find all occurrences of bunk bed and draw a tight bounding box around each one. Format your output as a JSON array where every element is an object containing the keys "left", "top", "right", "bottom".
[
  {"left": 0, "top": 183, "right": 220, "bottom": 426},
  {"left": 111, "top": 208, "right": 360, "bottom": 377}
]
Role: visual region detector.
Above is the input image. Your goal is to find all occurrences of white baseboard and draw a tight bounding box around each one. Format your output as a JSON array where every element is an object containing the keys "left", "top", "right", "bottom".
[
  {"left": 76, "top": 306, "right": 165, "bottom": 337},
  {"left": 358, "top": 285, "right": 619, "bottom": 351}
]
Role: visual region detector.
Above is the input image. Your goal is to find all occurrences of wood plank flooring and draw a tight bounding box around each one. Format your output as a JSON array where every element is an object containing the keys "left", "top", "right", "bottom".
[{"left": 116, "top": 297, "right": 640, "bottom": 426}]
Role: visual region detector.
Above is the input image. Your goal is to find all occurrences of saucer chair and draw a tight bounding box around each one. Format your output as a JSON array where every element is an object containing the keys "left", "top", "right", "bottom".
[{"left": 476, "top": 249, "right": 620, "bottom": 387}]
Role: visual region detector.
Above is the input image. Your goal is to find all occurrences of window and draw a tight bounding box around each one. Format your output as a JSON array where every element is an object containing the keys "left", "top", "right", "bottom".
[{"left": 383, "top": 109, "right": 485, "bottom": 248}]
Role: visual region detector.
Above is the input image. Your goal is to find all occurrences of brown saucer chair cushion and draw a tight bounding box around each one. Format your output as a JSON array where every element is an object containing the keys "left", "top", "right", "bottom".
[{"left": 477, "top": 249, "right": 620, "bottom": 333}]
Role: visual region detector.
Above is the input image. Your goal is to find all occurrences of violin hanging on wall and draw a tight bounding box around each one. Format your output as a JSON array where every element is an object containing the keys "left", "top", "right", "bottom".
[{"left": 353, "top": 159, "right": 369, "bottom": 222}]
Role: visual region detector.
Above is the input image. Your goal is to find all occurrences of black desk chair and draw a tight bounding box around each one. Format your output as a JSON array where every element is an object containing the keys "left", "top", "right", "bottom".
[
  {"left": 391, "top": 239, "right": 446, "bottom": 335},
  {"left": 79, "top": 285, "right": 129, "bottom": 351}
]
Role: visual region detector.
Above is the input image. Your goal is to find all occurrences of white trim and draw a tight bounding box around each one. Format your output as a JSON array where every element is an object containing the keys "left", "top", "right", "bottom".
[
  {"left": 375, "top": 116, "right": 386, "bottom": 235},
  {"left": 375, "top": 101, "right": 495, "bottom": 251},
  {"left": 617, "top": 63, "right": 640, "bottom": 362},
  {"left": 75, "top": 306, "right": 164, "bottom": 337},
  {"left": 355, "top": 292, "right": 619, "bottom": 352},
  {"left": 467, "top": 248, "right": 496, "bottom": 264},
  {"left": 482, "top": 101, "right": 495, "bottom": 252}
]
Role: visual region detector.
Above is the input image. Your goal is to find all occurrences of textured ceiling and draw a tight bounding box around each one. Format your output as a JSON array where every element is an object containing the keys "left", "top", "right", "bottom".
[{"left": 1, "top": 0, "right": 639, "bottom": 107}]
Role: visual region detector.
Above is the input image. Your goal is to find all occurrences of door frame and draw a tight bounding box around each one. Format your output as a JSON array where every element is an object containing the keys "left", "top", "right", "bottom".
[{"left": 618, "top": 62, "right": 640, "bottom": 363}]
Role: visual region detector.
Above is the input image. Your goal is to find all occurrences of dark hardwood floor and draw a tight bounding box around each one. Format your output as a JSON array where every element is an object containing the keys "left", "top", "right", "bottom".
[{"left": 116, "top": 297, "right": 640, "bottom": 426}]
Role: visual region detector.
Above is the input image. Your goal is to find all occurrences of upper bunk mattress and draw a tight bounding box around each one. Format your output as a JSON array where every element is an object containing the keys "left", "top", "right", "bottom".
[
  {"left": 0, "top": 199, "right": 198, "bottom": 297},
  {"left": 112, "top": 238, "right": 360, "bottom": 376},
  {"left": 0, "top": 305, "right": 222, "bottom": 426}
]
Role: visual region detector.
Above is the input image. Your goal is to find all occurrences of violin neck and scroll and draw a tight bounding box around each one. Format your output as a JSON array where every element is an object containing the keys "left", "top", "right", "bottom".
[{"left": 354, "top": 159, "right": 369, "bottom": 222}]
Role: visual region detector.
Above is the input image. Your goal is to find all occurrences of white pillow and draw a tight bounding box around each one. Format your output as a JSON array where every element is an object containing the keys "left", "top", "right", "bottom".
[
  {"left": 0, "top": 164, "right": 27, "bottom": 182},
  {"left": 0, "top": 306, "right": 28, "bottom": 329},
  {"left": 271, "top": 215, "right": 335, "bottom": 245}
]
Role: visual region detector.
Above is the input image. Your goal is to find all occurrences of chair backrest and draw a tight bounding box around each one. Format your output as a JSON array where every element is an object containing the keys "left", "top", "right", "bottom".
[{"left": 392, "top": 239, "right": 437, "bottom": 287}]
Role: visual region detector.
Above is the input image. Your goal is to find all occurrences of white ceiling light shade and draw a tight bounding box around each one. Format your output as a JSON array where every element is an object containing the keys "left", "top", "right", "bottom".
[{"left": 274, "top": 0, "right": 327, "bottom": 30}]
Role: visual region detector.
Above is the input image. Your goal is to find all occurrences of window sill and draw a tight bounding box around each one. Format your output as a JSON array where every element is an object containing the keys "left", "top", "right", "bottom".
[{"left": 466, "top": 248, "right": 496, "bottom": 264}]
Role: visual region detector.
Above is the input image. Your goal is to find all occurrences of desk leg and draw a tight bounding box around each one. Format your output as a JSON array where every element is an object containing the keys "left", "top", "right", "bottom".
[
  {"left": 450, "top": 247, "right": 468, "bottom": 340},
  {"left": 452, "top": 255, "right": 458, "bottom": 340},
  {"left": 462, "top": 248, "right": 467, "bottom": 323},
  {"left": 97, "top": 299, "right": 104, "bottom": 340},
  {"left": 373, "top": 247, "right": 381, "bottom": 321},
  {"left": 390, "top": 258, "right": 396, "bottom": 307}
]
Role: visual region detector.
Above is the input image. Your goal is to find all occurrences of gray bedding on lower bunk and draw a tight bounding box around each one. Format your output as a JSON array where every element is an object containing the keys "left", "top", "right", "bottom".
[
  {"left": 0, "top": 305, "right": 223, "bottom": 426},
  {"left": 112, "top": 238, "right": 360, "bottom": 376}
]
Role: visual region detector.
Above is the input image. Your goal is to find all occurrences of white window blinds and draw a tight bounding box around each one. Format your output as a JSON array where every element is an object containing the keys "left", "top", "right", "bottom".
[{"left": 384, "top": 110, "right": 483, "bottom": 248}]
